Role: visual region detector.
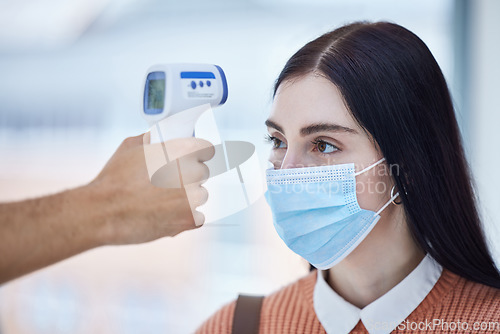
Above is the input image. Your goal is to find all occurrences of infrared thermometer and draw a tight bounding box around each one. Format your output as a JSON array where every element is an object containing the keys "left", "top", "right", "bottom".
[
  {"left": 141, "top": 63, "right": 263, "bottom": 222},
  {"left": 142, "top": 63, "right": 228, "bottom": 143}
]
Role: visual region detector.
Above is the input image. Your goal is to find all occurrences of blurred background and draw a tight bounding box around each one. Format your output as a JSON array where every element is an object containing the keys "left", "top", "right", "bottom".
[{"left": 0, "top": 0, "right": 498, "bottom": 333}]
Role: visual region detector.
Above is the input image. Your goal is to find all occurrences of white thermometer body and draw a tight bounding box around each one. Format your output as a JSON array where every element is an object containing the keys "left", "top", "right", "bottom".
[{"left": 142, "top": 63, "right": 228, "bottom": 143}]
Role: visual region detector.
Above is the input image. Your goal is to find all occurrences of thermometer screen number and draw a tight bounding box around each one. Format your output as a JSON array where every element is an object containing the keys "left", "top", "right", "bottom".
[{"left": 148, "top": 79, "right": 165, "bottom": 110}]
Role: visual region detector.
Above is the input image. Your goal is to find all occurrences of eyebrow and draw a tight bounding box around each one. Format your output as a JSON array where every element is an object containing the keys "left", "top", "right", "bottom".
[{"left": 265, "top": 119, "right": 357, "bottom": 136}]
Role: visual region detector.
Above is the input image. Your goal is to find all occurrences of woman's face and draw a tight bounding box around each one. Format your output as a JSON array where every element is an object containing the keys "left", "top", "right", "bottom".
[{"left": 266, "top": 73, "right": 394, "bottom": 213}]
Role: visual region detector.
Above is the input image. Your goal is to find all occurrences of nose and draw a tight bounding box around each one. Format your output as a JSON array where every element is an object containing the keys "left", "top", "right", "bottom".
[{"left": 279, "top": 150, "right": 303, "bottom": 169}]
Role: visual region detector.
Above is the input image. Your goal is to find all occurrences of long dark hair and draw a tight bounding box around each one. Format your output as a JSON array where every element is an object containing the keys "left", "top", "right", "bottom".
[{"left": 275, "top": 22, "right": 500, "bottom": 288}]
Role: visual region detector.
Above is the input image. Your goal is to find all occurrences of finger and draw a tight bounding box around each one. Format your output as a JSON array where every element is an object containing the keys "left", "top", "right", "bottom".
[
  {"left": 185, "top": 184, "right": 209, "bottom": 209},
  {"left": 194, "top": 186, "right": 209, "bottom": 206},
  {"left": 122, "top": 134, "right": 146, "bottom": 148},
  {"left": 161, "top": 137, "right": 215, "bottom": 162},
  {"left": 150, "top": 162, "right": 183, "bottom": 188},
  {"left": 192, "top": 210, "right": 205, "bottom": 227},
  {"left": 177, "top": 160, "right": 211, "bottom": 185},
  {"left": 191, "top": 138, "right": 215, "bottom": 162},
  {"left": 199, "top": 163, "right": 210, "bottom": 183}
]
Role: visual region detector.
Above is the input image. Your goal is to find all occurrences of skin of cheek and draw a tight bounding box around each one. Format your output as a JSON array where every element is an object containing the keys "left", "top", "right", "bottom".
[
  {"left": 268, "top": 148, "right": 284, "bottom": 169},
  {"left": 355, "top": 162, "right": 395, "bottom": 213}
]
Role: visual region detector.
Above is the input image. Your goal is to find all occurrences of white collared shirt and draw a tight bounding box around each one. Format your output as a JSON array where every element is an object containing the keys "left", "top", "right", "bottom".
[{"left": 313, "top": 254, "right": 443, "bottom": 334}]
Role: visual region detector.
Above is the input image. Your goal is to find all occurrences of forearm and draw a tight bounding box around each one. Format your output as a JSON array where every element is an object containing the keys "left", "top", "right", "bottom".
[
  {"left": 0, "top": 135, "right": 212, "bottom": 284},
  {"left": 0, "top": 185, "right": 106, "bottom": 284}
]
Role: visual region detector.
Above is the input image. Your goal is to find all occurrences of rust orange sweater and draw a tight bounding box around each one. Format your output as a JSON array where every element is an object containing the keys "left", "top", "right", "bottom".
[{"left": 196, "top": 269, "right": 500, "bottom": 333}]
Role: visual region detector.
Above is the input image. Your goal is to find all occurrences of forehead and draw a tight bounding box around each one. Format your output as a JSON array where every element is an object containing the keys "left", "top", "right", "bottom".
[{"left": 270, "top": 73, "right": 360, "bottom": 133}]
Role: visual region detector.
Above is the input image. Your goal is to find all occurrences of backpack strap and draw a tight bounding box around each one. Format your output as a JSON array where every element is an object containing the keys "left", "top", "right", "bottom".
[{"left": 231, "top": 294, "right": 264, "bottom": 334}]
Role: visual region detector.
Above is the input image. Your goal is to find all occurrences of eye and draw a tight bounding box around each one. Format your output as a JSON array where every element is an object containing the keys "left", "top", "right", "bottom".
[
  {"left": 312, "top": 139, "right": 338, "bottom": 154},
  {"left": 265, "top": 134, "right": 287, "bottom": 149}
]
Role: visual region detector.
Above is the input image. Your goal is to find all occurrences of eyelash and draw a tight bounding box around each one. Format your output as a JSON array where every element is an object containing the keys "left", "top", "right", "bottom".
[
  {"left": 265, "top": 135, "right": 340, "bottom": 155},
  {"left": 265, "top": 134, "right": 285, "bottom": 149},
  {"left": 311, "top": 139, "right": 339, "bottom": 155}
]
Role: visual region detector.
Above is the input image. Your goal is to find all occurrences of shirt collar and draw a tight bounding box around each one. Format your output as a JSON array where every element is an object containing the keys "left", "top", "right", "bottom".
[{"left": 313, "top": 254, "right": 443, "bottom": 334}]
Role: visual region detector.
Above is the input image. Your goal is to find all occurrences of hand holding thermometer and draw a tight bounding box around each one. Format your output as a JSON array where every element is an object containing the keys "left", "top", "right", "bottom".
[
  {"left": 142, "top": 63, "right": 228, "bottom": 144},
  {"left": 142, "top": 63, "right": 261, "bottom": 224},
  {"left": 141, "top": 63, "right": 232, "bottom": 225}
]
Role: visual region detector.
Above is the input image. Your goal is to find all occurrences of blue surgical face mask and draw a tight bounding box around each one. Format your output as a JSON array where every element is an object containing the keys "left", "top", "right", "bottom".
[{"left": 264, "top": 158, "right": 399, "bottom": 270}]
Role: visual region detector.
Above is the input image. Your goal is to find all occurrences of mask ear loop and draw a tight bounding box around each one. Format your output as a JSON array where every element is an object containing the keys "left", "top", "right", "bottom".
[
  {"left": 353, "top": 157, "right": 399, "bottom": 216},
  {"left": 375, "top": 191, "right": 400, "bottom": 216},
  {"left": 390, "top": 185, "right": 403, "bottom": 205},
  {"left": 354, "top": 157, "right": 386, "bottom": 176}
]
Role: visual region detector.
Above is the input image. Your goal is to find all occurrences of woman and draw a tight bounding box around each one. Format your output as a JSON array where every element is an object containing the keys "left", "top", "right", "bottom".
[{"left": 197, "top": 22, "right": 500, "bottom": 333}]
